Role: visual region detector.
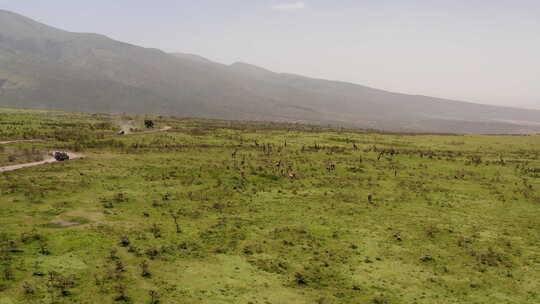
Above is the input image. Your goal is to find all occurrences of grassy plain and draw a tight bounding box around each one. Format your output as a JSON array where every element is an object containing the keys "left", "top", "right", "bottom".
[{"left": 1, "top": 108, "right": 539, "bottom": 304}]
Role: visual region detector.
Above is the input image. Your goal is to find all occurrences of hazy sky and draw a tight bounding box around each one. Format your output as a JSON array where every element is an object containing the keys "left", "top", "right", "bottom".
[{"left": 1, "top": 0, "right": 539, "bottom": 109}]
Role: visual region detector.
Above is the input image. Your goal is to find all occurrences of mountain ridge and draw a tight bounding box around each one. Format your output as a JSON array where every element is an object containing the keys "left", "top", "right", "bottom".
[{"left": 1, "top": 9, "right": 539, "bottom": 134}]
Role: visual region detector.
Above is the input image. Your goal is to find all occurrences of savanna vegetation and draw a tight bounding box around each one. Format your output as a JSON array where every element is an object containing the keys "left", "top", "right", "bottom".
[{"left": 1, "top": 108, "right": 539, "bottom": 304}]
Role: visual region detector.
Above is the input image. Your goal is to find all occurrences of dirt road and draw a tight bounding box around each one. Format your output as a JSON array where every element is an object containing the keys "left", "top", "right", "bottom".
[
  {"left": 1, "top": 126, "right": 172, "bottom": 145},
  {"left": 0, "top": 152, "right": 82, "bottom": 173},
  {"left": 104, "top": 126, "right": 172, "bottom": 137},
  {"left": 0, "top": 126, "right": 171, "bottom": 173},
  {"left": 0, "top": 139, "right": 43, "bottom": 145}
]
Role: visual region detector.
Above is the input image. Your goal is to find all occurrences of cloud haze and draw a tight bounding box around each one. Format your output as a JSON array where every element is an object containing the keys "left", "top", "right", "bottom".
[{"left": 272, "top": 2, "right": 305, "bottom": 11}]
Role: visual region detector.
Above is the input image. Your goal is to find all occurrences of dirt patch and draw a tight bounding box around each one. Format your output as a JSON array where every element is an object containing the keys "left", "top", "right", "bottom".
[
  {"left": 55, "top": 220, "right": 80, "bottom": 227},
  {"left": 43, "top": 217, "right": 91, "bottom": 229},
  {"left": 64, "top": 210, "right": 104, "bottom": 224}
]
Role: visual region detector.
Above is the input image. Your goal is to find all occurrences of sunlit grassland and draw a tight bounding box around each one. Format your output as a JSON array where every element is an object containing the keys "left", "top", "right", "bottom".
[{"left": 1, "top": 109, "right": 540, "bottom": 304}]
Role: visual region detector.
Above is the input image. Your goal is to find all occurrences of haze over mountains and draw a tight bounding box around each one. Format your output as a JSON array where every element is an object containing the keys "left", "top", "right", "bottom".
[{"left": 1, "top": 9, "right": 539, "bottom": 134}]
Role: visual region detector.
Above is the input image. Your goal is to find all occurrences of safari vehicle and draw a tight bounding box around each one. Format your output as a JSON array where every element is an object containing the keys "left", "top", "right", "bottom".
[{"left": 53, "top": 151, "right": 70, "bottom": 161}]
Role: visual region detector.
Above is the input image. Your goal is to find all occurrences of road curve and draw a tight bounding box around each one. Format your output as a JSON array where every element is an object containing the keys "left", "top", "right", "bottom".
[{"left": 0, "top": 126, "right": 171, "bottom": 173}]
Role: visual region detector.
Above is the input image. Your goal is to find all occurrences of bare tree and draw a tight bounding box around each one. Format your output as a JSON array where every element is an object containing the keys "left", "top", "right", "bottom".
[
  {"left": 149, "top": 290, "right": 160, "bottom": 304},
  {"left": 150, "top": 224, "right": 162, "bottom": 238},
  {"left": 168, "top": 209, "right": 182, "bottom": 233}
]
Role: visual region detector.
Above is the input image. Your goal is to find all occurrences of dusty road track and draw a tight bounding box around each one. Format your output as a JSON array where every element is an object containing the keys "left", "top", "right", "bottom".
[
  {"left": 122, "top": 126, "right": 172, "bottom": 135},
  {"left": 0, "top": 139, "right": 43, "bottom": 145},
  {"left": 0, "top": 152, "right": 82, "bottom": 173},
  {"left": 140, "top": 126, "right": 172, "bottom": 134},
  {"left": 104, "top": 126, "right": 172, "bottom": 137},
  {"left": 0, "top": 126, "right": 171, "bottom": 173}
]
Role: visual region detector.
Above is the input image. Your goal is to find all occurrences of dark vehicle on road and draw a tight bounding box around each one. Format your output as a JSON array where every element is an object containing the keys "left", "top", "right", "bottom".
[
  {"left": 53, "top": 151, "right": 70, "bottom": 161},
  {"left": 144, "top": 120, "right": 155, "bottom": 128}
]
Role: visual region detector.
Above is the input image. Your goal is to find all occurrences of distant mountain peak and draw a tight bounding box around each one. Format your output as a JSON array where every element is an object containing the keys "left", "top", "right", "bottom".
[
  {"left": 171, "top": 53, "right": 220, "bottom": 65},
  {"left": 0, "top": 9, "right": 71, "bottom": 41},
  {"left": 229, "top": 62, "right": 274, "bottom": 75}
]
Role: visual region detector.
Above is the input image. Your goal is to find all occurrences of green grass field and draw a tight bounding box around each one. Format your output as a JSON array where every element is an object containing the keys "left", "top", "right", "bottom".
[{"left": 1, "top": 108, "right": 539, "bottom": 304}]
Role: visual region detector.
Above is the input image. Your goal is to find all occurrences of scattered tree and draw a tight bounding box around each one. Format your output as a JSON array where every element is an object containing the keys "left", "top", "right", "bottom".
[
  {"left": 149, "top": 290, "right": 160, "bottom": 304},
  {"left": 168, "top": 209, "right": 182, "bottom": 234}
]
